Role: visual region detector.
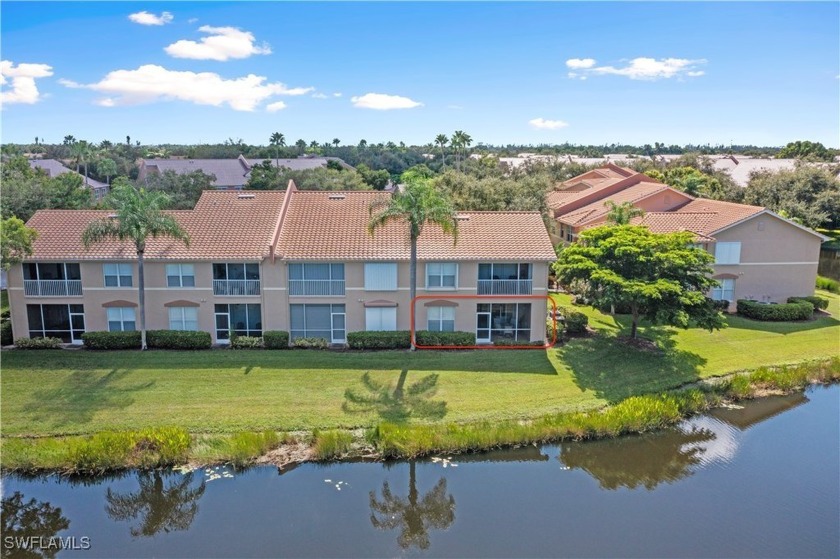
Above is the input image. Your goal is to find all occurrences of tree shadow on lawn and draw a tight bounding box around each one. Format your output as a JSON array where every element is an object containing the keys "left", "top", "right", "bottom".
[
  {"left": 25, "top": 369, "right": 155, "bottom": 429},
  {"left": 343, "top": 369, "right": 447, "bottom": 422}
]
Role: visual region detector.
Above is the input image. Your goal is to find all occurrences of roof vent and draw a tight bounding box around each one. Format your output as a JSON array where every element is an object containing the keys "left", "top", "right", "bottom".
[
  {"left": 455, "top": 214, "right": 470, "bottom": 221},
  {"left": 237, "top": 193, "right": 256, "bottom": 199},
  {"left": 107, "top": 213, "right": 119, "bottom": 219},
  {"left": 328, "top": 194, "right": 346, "bottom": 200}
]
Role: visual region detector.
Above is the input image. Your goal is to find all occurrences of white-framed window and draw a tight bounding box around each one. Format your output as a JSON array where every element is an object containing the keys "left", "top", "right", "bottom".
[
  {"left": 712, "top": 279, "right": 735, "bottom": 302},
  {"left": 715, "top": 242, "right": 741, "bottom": 265},
  {"left": 426, "top": 263, "right": 458, "bottom": 289},
  {"left": 103, "top": 263, "right": 132, "bottom": 287},
  {"left": 365, "top": 307, "right": 397, "bottom": 331},
  {"left": 364, "top": 263, "right": 398, "bottom": 291},
  {"left": 107, "top": 307, "right": 136, "bottom": 332},
  {"left": 427, "top": 306, "right": 455, "bottom": 332},
  {"left": 169, "top": 307, "right": 198, "bottom": 331},
  {"left": 166, "top": 264, "right": 195, "bottom": 287},
  {"left": 288, "top": 263, "right": 345, "bottom": 296}
]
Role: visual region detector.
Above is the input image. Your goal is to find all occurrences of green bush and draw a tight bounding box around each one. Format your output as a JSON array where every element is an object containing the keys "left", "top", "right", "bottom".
[
  {"left": 787, "top": 296, "right": 829, "bottom": 311},
  {"left": 231, "top": 335, "right": 264, "bottom": 349},
  {"left": 82, "top": 331, "right": 142, "bottom": 350},
  {"left": 736, "top": 299, "right": 813, "bottom": 321},
  {"left": 292, "top": 336, "right": 328, "bottom": 349},
  {"left": 146, "top": 330, "right": 212, "bottom": 350},
  {"left": 816, "top": 275, "right": 839, "bottom": 294},
  {"left": 263, "top": 330, "right": 290, "bottom": 349},
  {"left": 493, "top": 338, "right": 545, "bottom": 347},
  {"left": 711, "top": 299, "right": 731, "bottom": 311},
  {"left": 312, "top": 429, "right": 353, "bottom": 460},
  {"left": 14, "top": 337, "right": 63, "bottom": 349},
  {"left": 415, "top": 330, "right": 475, "bottom": 347},
  {"left": 565, "top": 312, "right": 589, "bottom": 334},
  {"left": 347, "top": 330, "right": 411, "bottom": 349},
  {"left": 1, "top": 320, "right": 12, "bottom": 346}
]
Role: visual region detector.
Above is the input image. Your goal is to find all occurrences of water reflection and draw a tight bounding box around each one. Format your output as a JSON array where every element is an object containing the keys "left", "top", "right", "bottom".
[
  {"left": 105, "top": 471, "right": 205, "bottom": 537},
  {"left": 1, "top": 492, "right": 70, "bottom": 559},
  {"left": 369, "top": 461, "right": 455, "bottom": 550}
]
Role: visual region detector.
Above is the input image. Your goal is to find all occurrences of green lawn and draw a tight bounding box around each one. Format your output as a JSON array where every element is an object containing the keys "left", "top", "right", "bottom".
[{"left": 2, "top": 291, "right": 838, "bottom": 438}]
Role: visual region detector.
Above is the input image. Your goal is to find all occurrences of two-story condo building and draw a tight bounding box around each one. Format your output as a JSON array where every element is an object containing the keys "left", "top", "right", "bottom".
[{"left": 8, "top": 182, "right": 556, "bottom": 345}]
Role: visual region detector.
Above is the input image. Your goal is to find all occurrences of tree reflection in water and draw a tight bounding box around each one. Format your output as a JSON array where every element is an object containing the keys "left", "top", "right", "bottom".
[
  {"left": 105, "top": 471, "right": 205, "bottom": 537},
  {"left": 369, "top": 461, "right": 456, "bottom": 550},
  {"left": 1, "top": 492, "right": 70, "bottom": 559}
]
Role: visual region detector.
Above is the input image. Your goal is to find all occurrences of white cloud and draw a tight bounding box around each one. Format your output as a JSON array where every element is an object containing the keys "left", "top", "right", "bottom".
[
  {"left": 62, "top": 64, "right": 313, "bottom": 111},
  {"left": 333, "top": 92, "right": 342, "bottom": 98},
  {"left": 266, "top": 101, "right": 287, "bottom": 112},
  {"left": 312, "top": 92, "right": 328, "bottom": 99},
  {"left": 351, "top": 92, "right": 422, "bottom": 110},
  {"left": 566, "top": 58, "right": 596, "bottom": 69},
  {"left": 165, "top": 26, "right": 271, "bottom": 61},
  {"left": 0, "top": 60, "right": 53, "bottom": 105},
  {"left": 128, "top": 11, "right": 174, "bottom": 26},
  {"left": 529, "top": 118, "right": 569, "bottom": 130},
  {"left": 590, "top": 57, "right": 706, "bottom": 80}
]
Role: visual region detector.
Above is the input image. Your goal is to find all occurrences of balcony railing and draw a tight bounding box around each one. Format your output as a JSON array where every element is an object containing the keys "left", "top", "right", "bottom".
[
  {"left": 24, "top": 280, "right": 83, "bottom": 297},
  {"left": 477, "top": 279, "right": 533, "bottom": 295},
  {"left": 213, "top": 279, "right": 261, "bottom": 296},
  {"left": 289, "top": 279, "right": 346, "bottom": 296}
]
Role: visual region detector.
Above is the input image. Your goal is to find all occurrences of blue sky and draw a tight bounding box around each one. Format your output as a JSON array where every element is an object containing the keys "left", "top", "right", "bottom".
[{"left": 1, "top": 2, "right": 838, "bottom": 147}]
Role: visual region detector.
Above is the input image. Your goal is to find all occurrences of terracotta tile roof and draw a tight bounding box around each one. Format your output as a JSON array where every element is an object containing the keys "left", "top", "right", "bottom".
[
  {"left": 546, "top": 190, "right": 577, "bottom": 209},
  {"left": 558, "top": 182, "right": 685, "bottom": 226},
  {"left": 673, "top": 199, "right": 764, "bottom": 232},
  {"left": 548, "top": 168, "right": 665, "bottom": 217},
  {"left": 633, "top": 212, "right": 719, "bottom": 242},
  {"left": 274, "top": 190, "right": 556, "bottom": 261}
]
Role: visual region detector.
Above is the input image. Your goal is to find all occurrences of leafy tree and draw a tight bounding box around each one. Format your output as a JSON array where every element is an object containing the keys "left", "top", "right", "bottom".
[
  {"left": 82, "top": 184, "right": 190, "bottom": 350},
  {"left": 269, "top": 132, "right": 285, "bottom": 167},
  {"left": 1, "top": 492, "right": 70, "bottom": 559},
  {"left": 604, "top": 200, "right": 644, "bottom": 225},
  {"left": 356, "top": 163, "right": 391, "bottom": 190},
  {"left": 246, "top": 161, "right": 284, "bottom": 190},
  {"left": 434, "top": 170, "right": 549, "bottom": 212},
  {"left": 97, "top": 157, "right": 118, "bottom": 185},
  {"left": 742, "top": 165, "right": 840, "bottom": 229},
  {"left": 368, "top": 180, "right": 458, "bottom": 348},
  {"left": 401, "top": 164, "right": 435, "bottom": 183},
  {"left": 776, "top": 140, "right": 834, "bottom": 162},
  {"left": 553, "top": 225, "right": 724, "bottom": 340},
  {"left": 143, "top": 170, "right": 215, "bottom": 209},
  {"left": 1, "top": 217, "right": 38, "bottom": 270}
]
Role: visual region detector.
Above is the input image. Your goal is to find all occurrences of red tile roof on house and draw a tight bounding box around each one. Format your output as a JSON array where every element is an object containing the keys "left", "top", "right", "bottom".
[
  {"left": 557, "top": 181, "right": 689, "bottom": 227},
  {"left": 673, "top": 199, "right": 765, "bottom": 232},
  {"left": 633, "top": 212, "right": 719, "bottom": 242}
]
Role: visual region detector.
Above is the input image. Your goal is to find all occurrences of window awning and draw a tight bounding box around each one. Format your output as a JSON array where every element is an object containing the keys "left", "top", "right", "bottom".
[
  {"left": 423, "top": 299, "right": 459, "bottom": 307},
  {"left": 102, "top": 300, "right": 138, "bottom": 308},
  {"left": 363, "top": 300, "right": 397, "bottom": 308},
  {"left": 164, "top": 300, "right": 201, "bottom": 308}
]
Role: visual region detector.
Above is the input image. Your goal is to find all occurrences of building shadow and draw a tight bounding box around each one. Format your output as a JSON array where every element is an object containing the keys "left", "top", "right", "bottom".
[{"left": 343, "top": 369, "right": 447, "bottom": 422}]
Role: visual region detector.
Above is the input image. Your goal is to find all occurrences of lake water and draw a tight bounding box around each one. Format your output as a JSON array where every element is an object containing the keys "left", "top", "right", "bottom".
[{"left": 3, "top": 385, "right": 838, "bottom": 558}]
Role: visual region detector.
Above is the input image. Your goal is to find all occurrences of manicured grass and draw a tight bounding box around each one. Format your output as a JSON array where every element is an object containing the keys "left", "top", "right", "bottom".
[{"left": 2, "top": 291, "right": 838, "bottom": 439}]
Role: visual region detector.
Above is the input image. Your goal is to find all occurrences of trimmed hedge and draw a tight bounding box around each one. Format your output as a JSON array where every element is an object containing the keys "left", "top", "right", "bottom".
[
  {"left": 711, "top": 299, "right": 730, "bottom": 311},
  {"left": 493, "top": 338, "right": 545, "bottom": 347},
  {"left": 737, "top": 299, "right": 813, "bottom": 321},
  {"left": 565, "top": 312, "right": 589, "bottom": 335},
  {"left": 788, "top": 296, "right": 829, "bottom": 311},
  {"left": 415, "top": 330, "right": 475, "bottom": 347},
  {"left": 263, "top": 330, "right": 290, "bottom": 349},
  {"left": 816, "top": 275, "right": 839, "bottom": 294},
  {"left": 347, "top": 331, "right": 411, "bottom": 350},
  {"left": 1, "top": 320, "right": 12, "bottom": 346},
  {"left": 292, "top": 337, "right": 328, "bottom": 349},
  {"left": 14, "top": 337, "right": 63, "bottom": 349},
  {"left": 231, "top": 335, "right": 264, "bottom": 349},
  {"left": 82, "top": 331, "right": 142, "bottom": 350},
  {"left": 146, "top": 330, "right": 212, "bottom": 350}
]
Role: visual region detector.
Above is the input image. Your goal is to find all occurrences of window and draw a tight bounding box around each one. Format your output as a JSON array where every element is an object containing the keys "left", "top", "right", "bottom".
[
  {"left": 712, "top": 279, "right": 735, "bottom": 302},
  {"left": 169, "top": 307, "right": 198, "bottom": 331},
  {"left": 213, "top": 263, "right": 260, "bottom": 295},
  {"left": 477, "top": 303, "right": 532, "bottom": 342},
  {"left": 477, "top": 263, "right": 532, "bottom": 294},
  {"left": 364, "top": 263, "right": 398, "bottom": 291},
  {"left": 166, "top": 264, "right": 195, "bottom": 287},
  {"left": 290, "top": 304, "right": 345, "bottom": 341},
  {"left": 215, "top": 304, "right": 262, "bottom": 340},
  {"left": 103, "top": 263, "right": 133, "bottom": 287},
  {"left": 288, "top": 263, "right": 345, "bottom": 296},
  {"left": 715, "top": 242, "right": 741, "bottom": 265},
  {"left": 22, "top": 263, "right": 82, "bottom": 296},
  {"left": 366, "top": 307, "right": 397, "bottom": 331},
  {"left": 27, "top": 304, "right": 85, "bottom": 343},
  {"left": 426, "top": 263, "right": 457, "bottom": 289},
  {"left": 107, "top": 307, "right": 136, "bottom": 332},
  {"left": 427, "top": 306, "right": 455, "bottom": 332}
]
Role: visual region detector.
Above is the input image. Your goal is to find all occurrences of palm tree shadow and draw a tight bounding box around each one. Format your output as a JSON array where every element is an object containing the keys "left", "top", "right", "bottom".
[
  {"left": 26, "top": 369, "right": 155, "bottom": 428},
  {"left": 343, "top": 369, "right": 447, "bottom": 422}
]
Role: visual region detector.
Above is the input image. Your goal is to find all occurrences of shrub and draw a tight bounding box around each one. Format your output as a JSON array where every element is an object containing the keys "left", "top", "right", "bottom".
[
  {"left": 415, "top": 330, "right": 475, "bottom": 347},
  {"left": 546, "top": 318, "right": 558, "bottom": 342},
  {"left": 312, "top": 430, "right": 353, "bottom": 460},
  {"left": 231, "top": 335, "right": 264, "bottom": 349},
  {"left": 82, "top": 331, "right": 142, "bottom": 350},
  {"left": 215, "top": 431, "right": 279, "bottom": 465},
  {"left": 292, "top": 336, "right": 328, "bottom": 349},
  {"left": 816, "top": 275, "right": 839, "bottom": 294},
  {"left": 263, "top": 330, "right": 290, "bottom": 349},
  {"left": 711, "top": 299, "right": 730, "bottom": 311},
  {"left": 347, "top": 330, "right": 411, "bottom": 349},
  {"left": 493, "top": 338, "right": 545, "bottom": 347},
  {"left": 736, "top": 299, "right": 813, "bottom": 321},
  {"left": 14, "top": 336, "right": 62, "bottom": 349},
  {"left": 146, "top": 330, "right": 212, "bottom": 350},
  {"left": 565, "top": 312, "right": 589, "bottom": 334},
  {"left": 1, "top": 320, "right": 12, "bottom": 346},
  {"left": 787, "top": 296, "right": 829, "bottom": 311}
]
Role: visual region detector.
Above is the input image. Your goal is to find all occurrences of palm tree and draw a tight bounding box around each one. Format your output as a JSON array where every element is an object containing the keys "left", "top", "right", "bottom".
[
  {"left": 434, "top": 134, "right": 448, "bottom": 169},
  {"left": 98, "top": 157, "right": 118, "bottom": 185},
  {"left": 368, "top": 180, "right": 458, "bottom": 349},
  {"left": 332, "top": 138, "right": 340, "bottom": 148},
  {"left": 269, "top": 132, "right": 285, "bottom": 168},
  {"left": 451, "top": 131, "right": 472, "bottom": 171},
  {"left": 82, "top": 184, "right": 190, "bottom": 350},
  {"left": 358, "top": 139, "right": 368, "bottom": 150},
  {"left": 604, "top": 201, "right": 645, "bottom": 225}
]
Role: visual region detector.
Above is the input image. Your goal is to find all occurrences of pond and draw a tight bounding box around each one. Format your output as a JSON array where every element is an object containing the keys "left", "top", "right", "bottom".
[{"left": 3, "top": 385, "right": 838, "bottom": 558}]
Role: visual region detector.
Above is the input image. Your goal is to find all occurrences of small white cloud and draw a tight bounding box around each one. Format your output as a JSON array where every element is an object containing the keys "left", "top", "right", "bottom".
[
  {"left": 266, "top": 101, "right": 287, "bottom": 112},
  {"left": 311, "top": 92, "right": 329, "bottom": 99},
  {"left": 446, "top": 104, "right": 463, "bottom": 110},
  {"left": 128, "top": 11, "right": 174, "bottom": 26},
  {"left": 187, "top": 18, "right": 198, "bottom": 24},
  {"left": 686, "top": 70, "right": 705, "bottom": 77},
  {"left": 62, "top": 64, "right": 312, "bottom": 111},
  {"left": 590, "top": 57, "right": 707, "bottom": 80},
  {"left": 529, "top": 117, "right": 569, "bottom": 130},
  {"left": 351, "top": 92, "right": 422, "bottom": 110},
  {"left": 0, "top": 60, "right": 54, "bottom": 105},
  {"left": 332, "top": 92, "right": 342, "bottom": 97},
  {"left": 566, "top": 58, "right": 596, "bottom": 69},
  {"left": 165, "top": 26, "right": 271, "bottom": 61}
]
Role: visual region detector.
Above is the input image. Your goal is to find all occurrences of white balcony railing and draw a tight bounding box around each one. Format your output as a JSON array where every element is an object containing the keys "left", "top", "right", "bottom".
[
  {"left": 213, "top": 279, "right": 261, "bottom": 296},
  {"left": 477, "top": 279, "right": 533, "bottom": 295},
  {"left": 289, "top": 279, "right": 346, "bottom": 296},
  {"left": 24, "top": 280, "right": 83, "bottom": 297}
]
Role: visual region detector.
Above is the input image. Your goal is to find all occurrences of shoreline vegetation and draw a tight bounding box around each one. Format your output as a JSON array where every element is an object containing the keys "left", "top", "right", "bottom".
[{"left": 3, "top": 358, "right": 838, "bottom": 474}]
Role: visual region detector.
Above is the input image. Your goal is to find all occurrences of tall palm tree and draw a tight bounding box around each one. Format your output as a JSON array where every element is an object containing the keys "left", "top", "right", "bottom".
[
  {"left": 269, "top": 132, "right": 285, "bottom": 168},
  {"left": 358, "top": 139, "right": 368, "bottom": 150},
  {"left": 451, "top": 131, "right": 472, "bottom": 171},
  {"left": 604, "top": 201, "right": 645, "bottom": 225},
  {"left": 332, "top": 138, "right": 340, "bottom": 148},
  {"left": 368, "top": 180, "right": 458, "bottom": 349},
  {"left": 434, "top": 134, "right": 448, "bottom": 169},
  {"left": 98, "top": 157, "right": 118, "bottom": 185},
  {"left": 82, "top": 185, "right": 190, "bottom": 350}
]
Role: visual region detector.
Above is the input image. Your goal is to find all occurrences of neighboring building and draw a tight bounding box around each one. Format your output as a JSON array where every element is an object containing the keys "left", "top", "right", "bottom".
[
  {"left": 137, "top": 154, "right": 352, "bottom": 190},
  {"left": 28, "top": 159, "right": 110, "bottom": 200},
  {"left": 548, "top": 165, "right": 828, "bottom": 308},
  {"left": 7, "top": 183, "right": 555, "bottom": 345}
]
